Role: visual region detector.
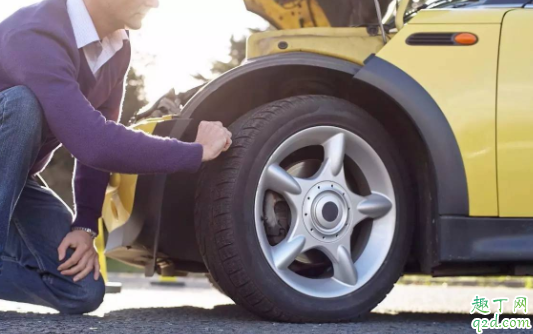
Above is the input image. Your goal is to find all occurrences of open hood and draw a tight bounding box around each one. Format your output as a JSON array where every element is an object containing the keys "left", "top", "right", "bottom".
[{"left": 244, "top": 0, "right": 390, "bottom": 29}]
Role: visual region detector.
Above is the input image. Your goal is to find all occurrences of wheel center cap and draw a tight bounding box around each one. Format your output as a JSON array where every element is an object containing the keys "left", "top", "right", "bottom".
[
  {"left": 314, "top": 195, "right": 344, "bottom": 230},
  {"left": 302, "top": 181, "right": 351, "bottom": 242},
  {"left": 322, "top": 202, "right": 339, "bottom": 222}
]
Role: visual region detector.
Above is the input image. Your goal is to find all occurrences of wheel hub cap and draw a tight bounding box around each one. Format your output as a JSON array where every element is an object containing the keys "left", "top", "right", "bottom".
[
  {"left": 322, "top": 202, "right": 339, "bottom": 223},
  {"left": 304, "top": 181, "right": 350, "bottom": 241}
]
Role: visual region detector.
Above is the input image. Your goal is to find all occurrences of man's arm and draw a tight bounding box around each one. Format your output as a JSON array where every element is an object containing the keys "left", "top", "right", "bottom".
[
  {"left": 72, "top": 160, "right": 109, "bottom": 233},
  {"left": 3, "top": 28, "right": 203, "bottom": 174},
  {"left": 71, "top": 78, "right": 125, "bottom": 233}
]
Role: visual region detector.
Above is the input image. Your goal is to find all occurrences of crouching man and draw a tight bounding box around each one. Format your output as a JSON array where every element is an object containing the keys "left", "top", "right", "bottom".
[{"left": 0, "top": 0, "right": 232, "bottom": 314}]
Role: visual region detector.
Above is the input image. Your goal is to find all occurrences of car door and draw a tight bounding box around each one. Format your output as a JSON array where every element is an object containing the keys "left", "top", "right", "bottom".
[{"left": 497, "top": 7, "right": 533, "bottom": 217}]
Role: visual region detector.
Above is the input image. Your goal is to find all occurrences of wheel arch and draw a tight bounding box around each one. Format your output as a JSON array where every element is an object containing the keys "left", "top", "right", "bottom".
[
  {"left": 165, "top": 53, "right": 467, "bottom": 273},
  {"left": 179, "top": 53, "right": 361, "bottom": 124}
]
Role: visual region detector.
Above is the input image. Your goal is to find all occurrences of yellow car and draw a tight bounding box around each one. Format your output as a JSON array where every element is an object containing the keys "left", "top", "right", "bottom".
[{"left": 102, "top": 0, "right": 533, "bottom": 322}]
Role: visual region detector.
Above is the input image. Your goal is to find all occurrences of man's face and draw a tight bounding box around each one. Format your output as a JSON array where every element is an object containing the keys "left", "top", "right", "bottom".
[{"left": 101, "top": 0, "right": 159, "bottom": 30}]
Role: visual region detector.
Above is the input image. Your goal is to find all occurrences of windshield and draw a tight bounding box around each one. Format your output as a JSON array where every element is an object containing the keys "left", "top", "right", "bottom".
[{"left": 404, "top": 0, "right": 528, "bottom": 15}]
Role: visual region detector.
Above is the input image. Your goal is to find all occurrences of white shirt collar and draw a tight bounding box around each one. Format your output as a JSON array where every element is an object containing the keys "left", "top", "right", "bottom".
[
  {"left": 67, "top": 0, "right": 129, "bottom": 49},
  {"left": 67, "top": 0, "right": 100, "bottom": 49},
  {"left": 67, "top": 0, "right": 129, "bottom": 76}
]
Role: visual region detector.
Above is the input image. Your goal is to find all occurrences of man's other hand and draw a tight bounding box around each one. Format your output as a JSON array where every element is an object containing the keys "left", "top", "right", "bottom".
[
  {"left": 57, "top": 230, "right": 100, "bottom": 282},
  {"left": 195, "top": 121, "right": 233, "bottom": 162}
]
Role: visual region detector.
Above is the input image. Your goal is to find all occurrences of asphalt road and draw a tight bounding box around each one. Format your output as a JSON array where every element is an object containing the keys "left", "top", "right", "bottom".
[{"left": 1, "top": 274, "right": 533, "bottom": 334}]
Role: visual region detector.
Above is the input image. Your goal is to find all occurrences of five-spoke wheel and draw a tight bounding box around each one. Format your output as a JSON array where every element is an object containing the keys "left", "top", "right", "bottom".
[{"left": 255, "top": 126, "right": 396, "bottom": 297}]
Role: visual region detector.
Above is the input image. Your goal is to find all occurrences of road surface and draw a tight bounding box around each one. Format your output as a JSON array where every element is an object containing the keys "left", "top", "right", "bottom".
[{"left": 1, "top": 274, "right": 532, "bottom": 334}]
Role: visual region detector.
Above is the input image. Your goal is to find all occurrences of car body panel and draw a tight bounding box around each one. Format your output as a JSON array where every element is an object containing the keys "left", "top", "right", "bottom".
[
  {"left": 377, "top": 20, "right": 505, "bottom": 216},
  {"left": 355, "top": 56, "right": 469, "bottom": 215},
  {"left": 409, "top": 8, "right": 513, "bottom": 24},
  {"left": 497, "top": 9, "right": 533, "bottom": 217},
  {"left": 247, "top": 27, "right": 386, "bottom": 66}
]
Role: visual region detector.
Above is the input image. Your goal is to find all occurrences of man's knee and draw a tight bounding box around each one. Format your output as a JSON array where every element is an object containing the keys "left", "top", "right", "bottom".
[
  {"left": 56, "top": 276, "right": 105, "bottom": 314},
  {"left": 0, "top": 86, "right": 44, "bottom": 142}
]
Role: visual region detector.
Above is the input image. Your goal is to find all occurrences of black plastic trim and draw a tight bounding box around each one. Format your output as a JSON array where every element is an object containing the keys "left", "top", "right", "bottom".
[
  {"left": 407, "top": 33, "right": 455, "bottom": 46},
  {"left": 439, "top": 216, "right": 533, "bottom": 262},
  {"left": 181, "top": 53, "right": 361, "bottom": 119},
  {"left": 354, "top": 56, "right": 469, "bottom": 215}
]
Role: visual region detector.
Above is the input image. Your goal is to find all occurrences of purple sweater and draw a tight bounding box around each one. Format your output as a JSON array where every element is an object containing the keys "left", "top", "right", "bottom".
[{"left": 0, "top": 0, "right": 203, "bottom": 233}]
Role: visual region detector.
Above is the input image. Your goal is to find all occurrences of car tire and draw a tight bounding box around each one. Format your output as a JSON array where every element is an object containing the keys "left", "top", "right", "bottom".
[{"left": 195, "top": 95, "right": 414, "bottom": 323}]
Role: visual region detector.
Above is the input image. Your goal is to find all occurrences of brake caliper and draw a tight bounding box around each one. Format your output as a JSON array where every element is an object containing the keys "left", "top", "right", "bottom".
[{"left": 262, "top": 191, "right": 291, "bottom": 245}]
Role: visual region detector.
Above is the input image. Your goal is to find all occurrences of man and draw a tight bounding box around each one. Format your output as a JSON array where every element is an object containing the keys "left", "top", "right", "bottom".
[{"left": 0, "top": 0, "right": 232, "bottom": 314}]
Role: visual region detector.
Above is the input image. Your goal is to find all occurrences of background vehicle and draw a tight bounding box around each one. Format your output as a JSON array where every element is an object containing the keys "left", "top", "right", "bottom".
[{"left": 102, "top": 0, "right": 533, "bottom": 322}]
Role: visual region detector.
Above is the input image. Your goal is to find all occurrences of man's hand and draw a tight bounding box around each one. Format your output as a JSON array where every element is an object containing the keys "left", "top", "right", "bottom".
[
  {"left": 195, "top": 121, "right": 232, "bottom": 162},
  {"left": 57, "top": 230, "right": 100, "bottom": 282}
]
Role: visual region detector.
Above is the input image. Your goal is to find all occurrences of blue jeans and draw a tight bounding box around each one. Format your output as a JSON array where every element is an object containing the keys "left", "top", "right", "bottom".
[{"left": 0, "top": 86, "right": 105, "bottom": 314}]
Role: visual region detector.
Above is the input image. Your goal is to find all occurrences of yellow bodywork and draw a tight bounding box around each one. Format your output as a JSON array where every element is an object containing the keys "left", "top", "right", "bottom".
[
  {"left": 245, "top": 0, "right": 387, "bottom": 66},
  {"left": 378, "top": 12, "right": 510, "bottom": 216},
  {"left": 101, "top": 116, "right": 172, "bottom": 233},
  {"left": 408, "top": 8, "right": 512, "bottom": 24},
  {"left": 497, "top": 10, "right": 533, "bottom": 217},
  {"left": 247, "top": 27, "right": 387, "bottom": 66}
]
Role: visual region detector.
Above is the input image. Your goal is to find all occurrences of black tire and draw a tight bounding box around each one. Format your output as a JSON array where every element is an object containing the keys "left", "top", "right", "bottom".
[{"left": 195, "top": 95, "right": 413, "bottom": 323}]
